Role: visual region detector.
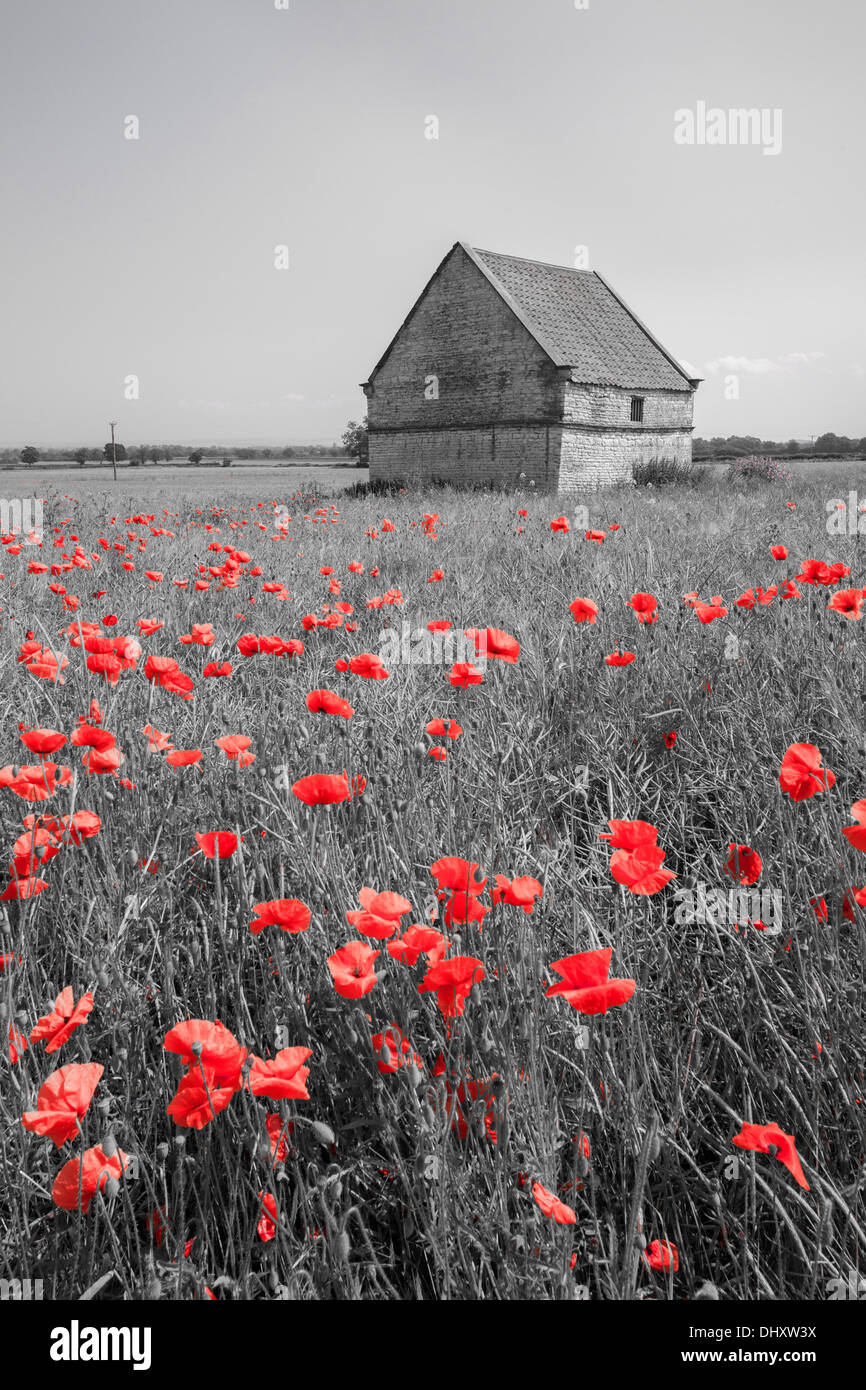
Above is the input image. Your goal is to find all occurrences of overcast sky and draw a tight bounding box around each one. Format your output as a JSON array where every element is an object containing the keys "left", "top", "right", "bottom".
[{"left": 1, "top": 0, "right": 863, "bottom": 447}]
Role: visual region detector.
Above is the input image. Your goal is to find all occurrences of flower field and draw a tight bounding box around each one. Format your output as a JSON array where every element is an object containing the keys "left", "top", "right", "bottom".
[{"left": 1, "top": 472, "right": 864, "bottom": 1302}]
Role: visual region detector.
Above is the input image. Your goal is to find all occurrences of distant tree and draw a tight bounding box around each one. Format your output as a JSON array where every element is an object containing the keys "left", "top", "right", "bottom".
[
  {"left": 74, "top": 448, "right": 88, "bottom": 468},
  {"left": 342, "top": 417, "right": 369, "bottom": 465},
  {"left": 784, "top": 440, "right": 800, "bottom": 456},
  {"left": 20, "top": 445, "right": 39, "bottom": 467},
  {"left": 103, "top": 442, "right": 127, "bottom": 463},
  {"left": 188, "top": 450, "right": 204, "bottom": 465},
  {"left": 148, "top": 447, "right": 160, "bottom": 464},
  {"left": 815, "top": 433, "right": 846, "bottom": 455},
  {"left": 282, "top": 446, "right": 297, "bottom": 459}
]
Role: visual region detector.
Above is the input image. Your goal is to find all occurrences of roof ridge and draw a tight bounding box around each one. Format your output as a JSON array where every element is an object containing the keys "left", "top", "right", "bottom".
[{"left": 470, "top": 245, "right": 597, "bottom": 277}]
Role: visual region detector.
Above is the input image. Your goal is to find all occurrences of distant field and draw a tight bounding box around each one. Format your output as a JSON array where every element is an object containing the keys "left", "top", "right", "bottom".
[{"left": 0, "top": 462, "right": 368, "bottom": 499}]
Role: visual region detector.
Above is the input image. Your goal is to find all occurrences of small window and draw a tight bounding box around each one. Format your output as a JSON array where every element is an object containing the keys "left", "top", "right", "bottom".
[{"left": 630, "top": 396, "right": 644, "bottom": 423}]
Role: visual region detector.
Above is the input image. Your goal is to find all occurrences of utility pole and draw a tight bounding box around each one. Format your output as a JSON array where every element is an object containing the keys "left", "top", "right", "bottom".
[{"left": 110, "top": 420, "right": 118, "bottom": 482}]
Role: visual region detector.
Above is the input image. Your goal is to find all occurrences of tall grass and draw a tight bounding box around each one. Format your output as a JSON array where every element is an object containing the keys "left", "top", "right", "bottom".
[{"left": 0, "top": 473, "right": 863, "bottom": 1300}]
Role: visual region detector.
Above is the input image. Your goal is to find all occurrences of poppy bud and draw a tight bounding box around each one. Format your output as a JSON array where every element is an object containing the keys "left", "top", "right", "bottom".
[
  {"left": 102, "top": 1133, "right": 118, "bottom": 1156},
  {"left": 174, "top": 1134, "right": 186, "bottom": 1148},
  {"left": 102, "top": 1176, "right": 120, "bottom": 1200},
  {"left": 156, "top": 1143, "right": 169, "bottom": 1161},
  {"left": 576, "top": 1154, "right": 590, "bottom": 1179},
  {"left": 334, "top": 1231, "right": 351, "bottom": 1261},
  {"left": 412, "top": 743, "right": 426, "bottom": 759},
  {"left": 635, "top": 1231, "right": 647, "bottom": 1249},
  {"left": 97, "top": 970, "right": 109, "bottom": 988},
  {"left": 127, "top": 847, "right": 139, "bottom": 867},
  {"left": 648, "top": 1133, "right": 661, "bottom": 1163},
  {"left": 311, "top": 1121, "right": 336, "bottom": 1148}
]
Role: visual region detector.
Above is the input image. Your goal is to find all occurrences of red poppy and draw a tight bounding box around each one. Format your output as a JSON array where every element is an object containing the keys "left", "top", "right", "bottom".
[
  {"left": 796, "top": 559, "right": 832, "bottom": 586},
  {"left": 469, "top": 628, "right": 520, "bottom": 664},
  {"left": 430, "top": 856, "right": 486, "bottom": 896},
  {"left": 779, "top": 743, "right": 835, "bottom": 801},
  {"left": 546, "top": 947, "right": 636, "bottom": 1015},
  {"left": 731, "top": 1121, "right": 809, "bottom": 1189},
  {"left": 163, "top": 1019, "right": 247, "bottom": 1079},
  {"left": 842, "top": 800, "right": 866, "bottom": 851},
  {"left": 265, "top": 1112, "right": 293, "bottom": 1163},
  {"left": 166, "top": 1064, "right": 243, "bottom": 1129},
  {"left": 491, "top": 874, "right": 543, "bottom": 914},
  {"left": 348, "top": 652, "right": 389, "bottom": 680},
  {"left": 0, "top": 762, "right": 73, "bottom": 802},
  {"left": 20, "top": 728, "right": 67, "bottom": 756},
  {"left": 725, "top": 844, "right": 762, "bottom": 885},
  {"left": 144, "top": 655, "right": 194, "bottom": 700},
  {"left": 165, "top": 748, "right": 203, "bottom": 768},
  {"left": 307, "top": 689, "right": 355, "bottom": 718},
  {"left": 440, "top": 890, "right": 490, "bottom": 928},
  {"left": 550, "top": 516, "right": 570, "bottom": 533},
  {"left": 203, "top": 661, "right": 233, "bottom": 677},
  {"left": 250, "top": 898, "right": 311, "bottom": 935},
  {"left": 257, "top": 1191, "right": 278, "bottom": 1242},
  {"left": 532, "top": 1182, "right": 576, "bottom": 1225},
  {"left": 599, "top": 819, "right": 659, "bottom": 850},
  {"left": 770, "top": 544, "right": 788, "bottom": 560},
  {"left": 629, "top": 592, "right": 659, "bottom": 624},
  {"left": 52, "top": 1144, "right": 131, "bottom": 1213},
  {"left": 644, "top": 1240, "right": 678, "bottom": 1272},
  {"left": 604, "top": 650, "right": 636, "bottom": 666},
  {"left": 692, "top": 600, "right": 727, "bottom": 623},
  {"left": 569, "top": 596, "right": 598, "bottom": 624},
  {"left": 426, "top": 718, "right": 462, "bottom": 739},
  {"left": 292, "top": 771, "right": 356, "bottom": 806},
  {"left": 9, "top": 1022, "right": 28, "bottom": 1062},
  {"left": 247, "top": 1047, "right": 312, "bottom": 1100},
  {"left": 663, "top": 731, "right": 677, "bottom": 748},
  {"left": 371, "top": 1026, "right": 424, "bottom": 1075},
  {"left": 21, "top": 1062, "right": 104, "bottom": 1147},
  {"left": 827, "top": 588, "right": 865, "bottom": 620},
  {"left": 194, "top": 831, "right": 239, "bottom": 859},
  {"left": 214, "top": 735, "right": 255, "bottom": 767},
  {"left": 610, "top": 842, "right": 675, "bottom": 895},
  {"left": 419, "top": 955, "right": 485, "bottom": 1018},
  {"left": 387, "top": 923, "right": 448, "bottom": 966},
  {"left": 448, "top": 661, "right": 484, "bottom": 687},
  {"left": 328, "top": 940, "right": 380, "bottom": 998},
  {"left": 31, "top": 987, "right": 94, "bottom": 1053}
]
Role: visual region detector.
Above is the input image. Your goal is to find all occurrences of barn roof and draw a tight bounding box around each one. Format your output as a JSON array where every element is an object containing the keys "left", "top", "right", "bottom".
[{"left": 464, "top": 243, "right": 696, "bottom": 391}]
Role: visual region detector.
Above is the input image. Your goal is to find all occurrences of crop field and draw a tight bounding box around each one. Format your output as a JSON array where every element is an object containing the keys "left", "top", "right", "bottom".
[{"left": 0, "top": 466, "right": 864, "bottom": 1302}]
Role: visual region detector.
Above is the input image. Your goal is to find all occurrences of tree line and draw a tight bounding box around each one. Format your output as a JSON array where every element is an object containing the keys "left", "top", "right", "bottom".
[
  {"left": 5, "top": 420, "right": 370, "bottom": 468},
  {"left": 693, "top": 434, "right": 866, "bottom": 460}
]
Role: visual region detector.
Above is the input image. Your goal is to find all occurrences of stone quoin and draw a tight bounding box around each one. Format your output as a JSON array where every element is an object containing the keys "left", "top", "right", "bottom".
[{"left": 361, "top": 242, "right": 700, "bottom": 491}]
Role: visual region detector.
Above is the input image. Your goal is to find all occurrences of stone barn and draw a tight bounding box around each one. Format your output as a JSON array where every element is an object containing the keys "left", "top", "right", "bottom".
[{"left": 361, "top": 242, "right": 700, "bottom": 490}]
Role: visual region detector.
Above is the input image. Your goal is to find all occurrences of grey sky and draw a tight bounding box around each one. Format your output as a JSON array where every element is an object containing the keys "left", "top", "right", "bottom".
[{"left": 1, "top": 0, "right": 863, "bottom": 447}]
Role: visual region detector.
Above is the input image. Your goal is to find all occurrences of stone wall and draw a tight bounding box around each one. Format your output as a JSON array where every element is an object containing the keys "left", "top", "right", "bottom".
[
  {"left": 368, "top": 424, "right": 556, "bottom": 488},
  {"left": 558, "top": 427, "right": 692, "bottom": 490},
  {"left": 563, "top": 382, "right": 694, "bottom": 429},
  {"left": 365, "top": 244, "right": 561, "bottom": 434}
]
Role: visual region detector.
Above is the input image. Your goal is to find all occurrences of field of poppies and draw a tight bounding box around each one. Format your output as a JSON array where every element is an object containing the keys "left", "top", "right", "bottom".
[{"left": 1, "top": 468, "right": 864, "bottom": 1302}]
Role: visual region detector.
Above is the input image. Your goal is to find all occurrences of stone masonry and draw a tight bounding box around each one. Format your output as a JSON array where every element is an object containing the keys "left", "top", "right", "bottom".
[{"left": 362, "top": 243, "right": 699, "bottom": 491}]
